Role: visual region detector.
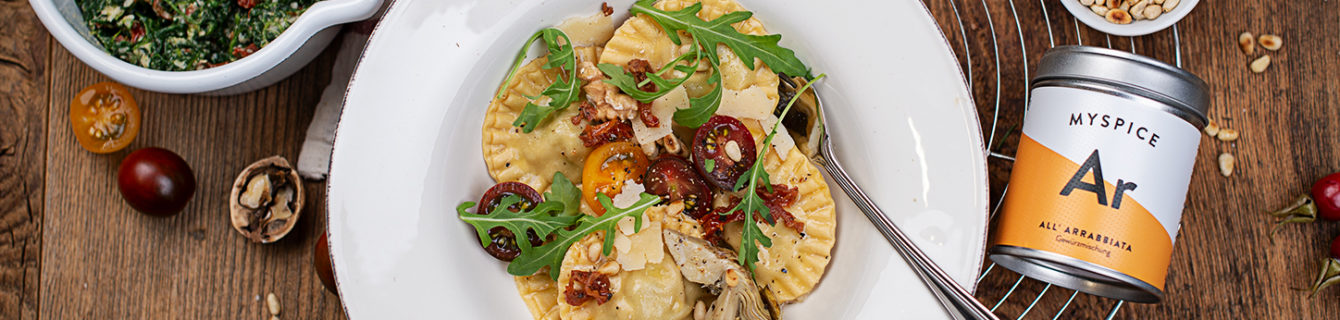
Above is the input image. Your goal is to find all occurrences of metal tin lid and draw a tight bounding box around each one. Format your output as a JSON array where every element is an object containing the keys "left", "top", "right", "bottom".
[{"left": 1033, "top": 46, "right": 1210, "bottom": 125}]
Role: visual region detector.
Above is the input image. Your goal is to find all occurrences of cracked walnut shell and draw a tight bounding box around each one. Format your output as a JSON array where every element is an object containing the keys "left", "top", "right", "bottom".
[{"left": 230, "top": 156, "right": 305, "bottom": 243}]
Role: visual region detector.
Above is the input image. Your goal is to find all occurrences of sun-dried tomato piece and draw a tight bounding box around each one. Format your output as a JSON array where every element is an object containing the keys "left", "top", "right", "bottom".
[
  {"left": 232, "top": 44, "right": 259, "bottom": 59},
  {"left": 600, "top": 2, "right": 614, "bottom": 16},
  {"left": 698, "top": 184, "right": 805, "bottom": 244},
  {"left": 579, "top": 120, "right": 634, "bottom": 148},
  {"left": 759, "top": 184, "right": 804, "bottom": 232},
  {"left": 129, "top": 23, "right": 146, "bottom": 43},
  {"left": 238, "top": 0, "right": 257, "bottom": 9},
  {"left": 564, "top": 270, "right": 613, "bottom": 306}
]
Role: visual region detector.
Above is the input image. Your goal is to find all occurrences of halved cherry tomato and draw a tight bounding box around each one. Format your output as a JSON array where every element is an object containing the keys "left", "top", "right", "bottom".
[
  {"left": 476, "top": 182, "right": 544, "bottom": 261},
  {"left": 643, "top": 156, "right": 714, "bottom": 219},
  {"left": 581, "top": 141, "right": 650, "bottom": 215},
  {"left": 70, "top": 82, "right": 140, "bottom": 154},
  {"left": 692, "top": 115, "right": 756, "bottom": 190}
]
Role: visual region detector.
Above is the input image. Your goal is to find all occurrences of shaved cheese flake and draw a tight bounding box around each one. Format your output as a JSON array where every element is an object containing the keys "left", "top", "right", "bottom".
[
  {"left": 556, "top": 13, "right": 616, "bottom": 47},
  {"left": 758, "top": 115, "right": 796, "bottom": 160},
  {"left": 612, "top": 180, "right": 646, "bottom": 208},
  {"left": 715, "top": 86, "right": 778, "bottom": 121},
  {"left": 614, "top": 219, "right": 663, "bottom": 271},
  {"left": 632, "top": 86, "right": 689, "bottom": 145}
]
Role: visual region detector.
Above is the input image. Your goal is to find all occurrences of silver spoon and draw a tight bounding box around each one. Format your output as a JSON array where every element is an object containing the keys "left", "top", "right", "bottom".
[{"left": 779, "top": 76, "right": 999, "bottom": 320}]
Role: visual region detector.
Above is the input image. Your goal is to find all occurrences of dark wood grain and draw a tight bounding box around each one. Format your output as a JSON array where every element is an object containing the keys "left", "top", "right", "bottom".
[
  {"left": 0, "top": 0, "right": 48, "bottom": 318},
  {"left": 926, "top": 0, "right": 1340, "bottom": 318},
  {"left": 0, "top": 0, "right": 1333, "bottom": 318},
  {"left": 37, "top": 31, "right": 346, "bottom": 319}
]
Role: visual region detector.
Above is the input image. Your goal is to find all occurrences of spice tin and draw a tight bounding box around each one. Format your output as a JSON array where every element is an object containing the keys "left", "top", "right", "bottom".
[{"left": 989, "top": 46, "right": 1209, "bottom": 303}]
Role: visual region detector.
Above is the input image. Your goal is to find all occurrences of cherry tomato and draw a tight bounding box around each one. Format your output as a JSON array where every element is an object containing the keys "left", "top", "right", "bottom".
[
  {"left": 1313, "top": 173, "right": 1340, "bottom": 221},
  {"left": 643, "top": 156, "right": 714, "bottom": 219},
  {"left": 692, "top": 115, "right": 756, "bottom": 190},
  {"left": 581, "top": 141, "right": 650, "bottom": 215},
  {"left": 1330, "top": 235, "right": 1340, "bottom": 260},
  {"left": 315, "top": 232, "right": 338, "bottom": 295},
  {"left": 475, "top": 182, "right": 545, "bottom": 261},
  {"left": 70, "top": 82, "right": 140, "bottom": 154},
  {"left": 117, "top": 148, "right": 196, "bottom": 216}
]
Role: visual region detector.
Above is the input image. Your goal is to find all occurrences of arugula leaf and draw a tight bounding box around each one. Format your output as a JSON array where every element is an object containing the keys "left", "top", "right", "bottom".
[
  {"left": 673, "top": 47, "right": 723, "bottom": 128},
  {"left": 724, "top": 73, "right": 826, "bottom": 272},
  {"left": 597, "top": 62, "right": 696, "bottom": 102},
  {"left": 507, "top": 193, "right": 662, "bottom": 280},
  {"left": 629, "top": 0, "right": 811, "bottom": 79},
  {"left": 496, "top": 28, "right": 582, "bottom": 133},
  {"left": 457, "top": 196, "right": 580, "bottom": 253},
  {"left": 545, "top": 172, "right": 582, "bottom": 217}
]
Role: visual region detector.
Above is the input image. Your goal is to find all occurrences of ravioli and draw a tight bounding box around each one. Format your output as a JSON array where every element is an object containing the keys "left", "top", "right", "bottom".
[
  {"left": 483, "top": 48, "right": 602, "bottom": 191},
  {"left": 515, "top": 273, "right": 562, "bottom": 320},
  {"left": 555, "top": 230, "right": 699, "bottom": 320},
  {"left": 722, "top": 120, "right": 838, "bottom": 303},
  {"left": 599, "top": 0, "right": 780, "bottom": 99}
]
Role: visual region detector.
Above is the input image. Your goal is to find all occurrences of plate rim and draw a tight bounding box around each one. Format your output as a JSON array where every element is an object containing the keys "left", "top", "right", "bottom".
[{"left": 324, "top": 0, "right": 991, "bottom": 317}]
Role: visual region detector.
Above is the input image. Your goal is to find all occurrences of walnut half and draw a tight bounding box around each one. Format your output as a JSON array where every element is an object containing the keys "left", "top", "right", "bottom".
[{"left": 230, "top": 156, "right": 305, "bottom": 243}]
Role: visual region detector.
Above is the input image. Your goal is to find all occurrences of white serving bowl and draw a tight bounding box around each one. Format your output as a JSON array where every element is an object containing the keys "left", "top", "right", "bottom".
[
  {"left": 1061, "top": 0, "right": 1200, "bottom": 37},
  {"left": 30, "top": 0, "right": 382, "bottom": 95}
]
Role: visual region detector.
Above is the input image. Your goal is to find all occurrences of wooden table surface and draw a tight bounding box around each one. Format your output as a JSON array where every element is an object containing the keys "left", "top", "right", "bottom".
[{"left": 0, "top": 0, "right": 1336, "bottom": 318}]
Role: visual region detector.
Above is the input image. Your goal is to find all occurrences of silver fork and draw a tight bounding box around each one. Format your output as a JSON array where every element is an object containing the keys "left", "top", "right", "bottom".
[{"left": 779, "top": 76, "right": 998, "bottom": 320}]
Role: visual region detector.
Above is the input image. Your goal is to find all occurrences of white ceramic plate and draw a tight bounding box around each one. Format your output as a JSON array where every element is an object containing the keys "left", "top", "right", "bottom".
[
  {"left": 1060, "top": 0, "right": 1200, "bottom": 37},
  {"left": 327, "top": 0, "right": 988, "bottom": 319}
]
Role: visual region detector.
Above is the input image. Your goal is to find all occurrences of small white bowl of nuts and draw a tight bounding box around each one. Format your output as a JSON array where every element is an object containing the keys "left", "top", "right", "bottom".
[{"left": 1061, "top": 0, "right": 1199, "bottom": 36}]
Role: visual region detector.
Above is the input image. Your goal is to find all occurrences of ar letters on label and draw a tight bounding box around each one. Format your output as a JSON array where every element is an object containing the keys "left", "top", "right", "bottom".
[{"left": 1059, "top": 150, "right": 1137, "bottom": 209}]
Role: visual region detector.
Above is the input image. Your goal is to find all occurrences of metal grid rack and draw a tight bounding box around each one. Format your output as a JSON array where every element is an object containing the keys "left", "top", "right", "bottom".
[{"left": 932, "top": 0, "right": 1186, "bottom": 318}]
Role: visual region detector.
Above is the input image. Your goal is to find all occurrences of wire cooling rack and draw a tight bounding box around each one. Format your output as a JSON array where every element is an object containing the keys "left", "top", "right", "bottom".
[{"left": 928, "top": 0, "right": 1187, "bottom": 318}]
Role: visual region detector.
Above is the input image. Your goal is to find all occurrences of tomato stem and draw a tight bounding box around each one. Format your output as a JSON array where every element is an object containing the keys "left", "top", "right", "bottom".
[
  {"left": 1268, "top": 194, "right": 1317, "bottom": 237},
  {"left": 1308, "top": 258, "right": 1340, "bottom": 298}
]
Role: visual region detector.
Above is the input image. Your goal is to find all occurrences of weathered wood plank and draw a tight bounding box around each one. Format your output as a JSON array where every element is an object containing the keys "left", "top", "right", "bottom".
[
  {"left": 0, "top": 0, "right": 49, "bottom": 318},
  {"left": 39, "top": 32, "right": 346, "bottom": 319}
]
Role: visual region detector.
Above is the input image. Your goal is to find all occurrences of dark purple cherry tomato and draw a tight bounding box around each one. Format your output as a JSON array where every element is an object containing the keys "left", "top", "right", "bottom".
[
  {"left": 1313, "top": 173, "right": 1340, "bottom": 221},
  {"left": 476, "top": 182, "right": 545, "bottom": 261},
  {"left": 643, "top": 156, "right": 715, "bottom": 219},
  {"left": 117, "top": 147, "right": 196, "bottom": 216},
  {"left": 692, "top": 115, "right": 756, "bottom": 190}
]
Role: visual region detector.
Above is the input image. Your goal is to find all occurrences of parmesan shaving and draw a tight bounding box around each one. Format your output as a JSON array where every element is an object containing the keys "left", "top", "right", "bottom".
[
  {"left": 612, "top": 180, "right": 646, "bottom": 208},
  {"left": 556, "top": 13, "right": 616, "bottom": 47},
  {"left": 632, "top": 86, "right": 689, "bottom": 146},
  {"left": 614, "top": 216, "right": 663, "bottom": 271},
  {"left": 715, "top": 86, "right": 777, "bottom": 121},
  {"left": 758, "top": 115, "right": 795, "bottom": 160}
]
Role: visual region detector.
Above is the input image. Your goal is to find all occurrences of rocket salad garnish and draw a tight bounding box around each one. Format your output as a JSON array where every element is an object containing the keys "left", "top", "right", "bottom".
[
  {"left": 723, "top": 73, "right": 825, "bottom": 272},
  {"left": 499, "top": 28, "right": 582, "bottom": 133},
  {"left": 597, "top": 0, "right": 812, "bottom": 128}
]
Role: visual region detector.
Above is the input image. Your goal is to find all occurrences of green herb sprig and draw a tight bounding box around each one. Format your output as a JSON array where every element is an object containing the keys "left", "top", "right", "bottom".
[
  {"left": 508, "top": 193, "right": 662, "bottom": 280},
  {"left": 456, "top": 172, "right": 583, "bottom": 252},
  {"left": 596, "top": 0, "right": 812, "bottom": 128},
  {"left": 498, "top": 28, "right": 581, "bottom": 133},
  {"left": 724, "top": 73, "right": 825, "bottom": 273}
]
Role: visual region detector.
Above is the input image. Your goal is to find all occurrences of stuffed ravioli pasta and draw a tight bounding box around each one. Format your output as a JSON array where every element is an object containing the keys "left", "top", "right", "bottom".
[{"left": 456, "top": 1, "right": 833, "bottom": 319}]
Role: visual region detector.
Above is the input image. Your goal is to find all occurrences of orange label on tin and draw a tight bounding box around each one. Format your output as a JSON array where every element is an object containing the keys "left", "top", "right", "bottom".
[{"left": 994, "top": 135, "right": 1172, "bottom": 289}]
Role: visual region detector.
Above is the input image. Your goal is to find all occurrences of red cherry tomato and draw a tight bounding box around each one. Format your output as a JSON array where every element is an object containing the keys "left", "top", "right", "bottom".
[
  {"left": 315, "top": 232, "right": 338, "bottom": 295},
  {"left": 1331, "top": 235, "right": 1340, "bottom": 260},
  {"left": 643, "top": 156, "right": 714, "bottom": 219},
  {"left": 1312, "top": 173, "right": 1340, "bottom": 221},
  {"left": 475, "top": 182, "right": 544, "bottom": 261},
  {"left": 692, "top": 115, "right": 756, "bottom": 190},
  {"left": 117, "top": 148, "right": 196, "bottom": 216},
  {"left": 581, "top": 141, "right": 651, "bottom": 215}
]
